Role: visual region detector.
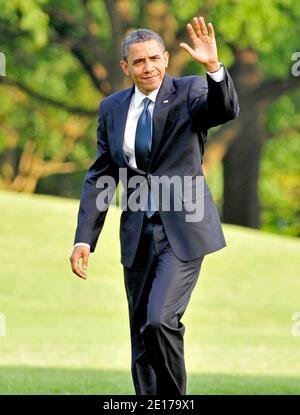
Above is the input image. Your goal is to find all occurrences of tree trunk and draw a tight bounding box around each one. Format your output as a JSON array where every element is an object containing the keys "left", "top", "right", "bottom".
[
  {"left": 222, "top": 48, "right": 264, "bottom": 228},
  {"left": 222, "top": 107, "right": 262, "bottom": 228}
]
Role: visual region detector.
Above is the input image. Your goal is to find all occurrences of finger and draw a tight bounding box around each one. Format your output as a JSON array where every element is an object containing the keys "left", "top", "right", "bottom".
[
  {"left": 82, "top": 251, "right": 89, "bottom": 271},
  {"left": 207, "top": 22, "right": 215, "bottom": 38},
  {"left": 179, "top": 43, "right": 196, "bottom": 57},
  {"left": 70, "top": 256, "right": 87, "bottom": 280},
  {"left": 192, "top": 16, "right": 202, "bottom": 38},
  {"left": 186, "top": 23, "right": 198, "bottom": 43},
  {"left": 198, "top": 16, "right": 208, "bottom": 35},
  {"left": 73, "top": 263, "right": 87, "bottom": 279}
]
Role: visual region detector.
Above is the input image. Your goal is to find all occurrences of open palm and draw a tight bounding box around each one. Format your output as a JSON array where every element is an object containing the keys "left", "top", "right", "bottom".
[{"left": 180, "top": 16, "right": 219, "bottom": 69}]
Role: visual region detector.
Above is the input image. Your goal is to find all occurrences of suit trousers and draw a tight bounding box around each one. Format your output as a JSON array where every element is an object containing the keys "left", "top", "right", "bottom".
[{"left": 123, "top": 212, "right": 204, "bottom": 395}]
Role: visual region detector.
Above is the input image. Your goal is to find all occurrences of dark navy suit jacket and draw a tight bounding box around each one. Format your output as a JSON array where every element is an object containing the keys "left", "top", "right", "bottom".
[{"left": 74, "top": 67, "right": 239, "bottom": 267}]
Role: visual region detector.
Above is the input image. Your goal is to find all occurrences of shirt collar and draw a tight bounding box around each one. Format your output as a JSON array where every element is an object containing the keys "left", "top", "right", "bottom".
[{"left": 134, "top": 82, "right": 162, "bottom": 110}]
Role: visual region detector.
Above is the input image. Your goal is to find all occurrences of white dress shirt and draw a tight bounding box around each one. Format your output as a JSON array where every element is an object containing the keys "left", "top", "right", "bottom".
[
  {"left": 74, "top": 65, "right": 225, "bottom": 250},
  {"left": 123, "top": 86, "right": 160, "bottom": 168}
]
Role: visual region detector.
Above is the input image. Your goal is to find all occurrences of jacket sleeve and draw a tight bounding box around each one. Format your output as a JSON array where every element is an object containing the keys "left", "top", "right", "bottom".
[
  {"left": 187, "top": 65, "right": 240, "bottom": 130},
  {"left": 74, "top": 101, "right": 119, "bottom": 252}
]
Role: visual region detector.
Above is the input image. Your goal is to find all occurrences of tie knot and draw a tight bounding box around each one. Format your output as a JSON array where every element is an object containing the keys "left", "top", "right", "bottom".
[{"left": 143, "top": 97, "right": 151, "bottom": 109}]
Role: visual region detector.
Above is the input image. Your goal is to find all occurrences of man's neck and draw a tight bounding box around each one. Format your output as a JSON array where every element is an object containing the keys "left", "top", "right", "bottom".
[{"left": 135, "top": 80, "right": 163, "bottom": 98}]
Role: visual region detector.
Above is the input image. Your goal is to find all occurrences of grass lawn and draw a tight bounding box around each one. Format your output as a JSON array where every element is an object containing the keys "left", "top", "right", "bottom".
[{"left": 0, "top": 190, "right": 299, "bottom": 394}]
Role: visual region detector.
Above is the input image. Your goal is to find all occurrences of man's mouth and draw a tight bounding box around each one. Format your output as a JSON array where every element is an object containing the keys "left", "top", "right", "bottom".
[{"left": 142, "top": 74, "right": 159, "bottom": 80}]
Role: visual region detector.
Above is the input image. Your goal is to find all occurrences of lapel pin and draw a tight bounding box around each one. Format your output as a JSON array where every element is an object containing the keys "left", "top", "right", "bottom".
[{"left": 163, "top": 100, "right": 169, "bottom": 103}]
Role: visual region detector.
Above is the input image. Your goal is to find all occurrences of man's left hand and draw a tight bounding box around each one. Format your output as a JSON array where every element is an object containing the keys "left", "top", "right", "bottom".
[{"left": 180, "top": 16, "right": 220, "bottom": 73}]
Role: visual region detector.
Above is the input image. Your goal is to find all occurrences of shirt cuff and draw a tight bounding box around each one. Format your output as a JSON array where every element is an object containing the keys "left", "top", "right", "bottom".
[
  {"left": 206, "top": 64, "right": 225, "bottom": 82},
  {"left": 74, "top": 243, "right": 91, "bottom": 249}
]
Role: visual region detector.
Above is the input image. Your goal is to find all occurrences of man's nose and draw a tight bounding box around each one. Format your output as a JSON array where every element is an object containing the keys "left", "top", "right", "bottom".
[{"left": 144, "top": 59, "right": 154, "bottom": 72}]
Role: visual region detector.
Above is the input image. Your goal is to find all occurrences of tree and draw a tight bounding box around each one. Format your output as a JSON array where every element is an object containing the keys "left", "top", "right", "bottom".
[{"left": 0, "top": 0, "right": 299, "bottom": 233}]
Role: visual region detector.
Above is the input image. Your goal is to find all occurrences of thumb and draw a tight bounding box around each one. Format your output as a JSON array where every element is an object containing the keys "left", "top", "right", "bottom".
[{"left": 179, "top": 43, "right": 195, "bottom": 56}]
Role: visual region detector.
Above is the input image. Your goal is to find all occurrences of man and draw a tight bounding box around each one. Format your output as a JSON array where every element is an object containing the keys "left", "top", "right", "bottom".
[{"left": 70, "top": 16, "right": 239, "bottom": 395}]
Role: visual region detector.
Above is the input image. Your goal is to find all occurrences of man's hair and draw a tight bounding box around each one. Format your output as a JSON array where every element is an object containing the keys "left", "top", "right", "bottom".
[{"left": 121, "top": 29, "right": 165, "bottom": 61}]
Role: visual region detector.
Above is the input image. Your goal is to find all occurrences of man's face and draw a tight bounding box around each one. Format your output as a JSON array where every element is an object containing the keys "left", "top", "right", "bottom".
[{"left": 120, "top": 40, "right": 169, "bottom": 95}]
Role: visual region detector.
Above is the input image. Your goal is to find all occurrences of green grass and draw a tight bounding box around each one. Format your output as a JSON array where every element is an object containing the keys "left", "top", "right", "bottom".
[{"left": 0, "top": 190, "right": 300, "bottom": 394}]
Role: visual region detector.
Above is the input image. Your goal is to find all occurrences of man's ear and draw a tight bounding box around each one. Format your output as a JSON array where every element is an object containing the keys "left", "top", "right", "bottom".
[
  {"left": 120, "top": 60, "right": 130, "bottom": 76},
  {"left": 163, "top": 51, "right": 169, "bottom": 68}
]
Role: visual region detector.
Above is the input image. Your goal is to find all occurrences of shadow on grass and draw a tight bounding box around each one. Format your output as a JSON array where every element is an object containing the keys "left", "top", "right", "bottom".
[{"left": 0, "top": 366, "right": 300, "bottom": 394}]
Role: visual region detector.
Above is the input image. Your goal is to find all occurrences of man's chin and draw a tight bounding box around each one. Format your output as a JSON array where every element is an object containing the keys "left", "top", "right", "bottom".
[{"left": 141, "top": 78, "right": 161, "bottom": 91}]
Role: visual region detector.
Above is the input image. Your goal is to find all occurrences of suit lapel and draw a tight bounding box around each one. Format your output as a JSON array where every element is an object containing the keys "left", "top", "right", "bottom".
[
  {"left": 112, "top": 74, "right": 176, "bottom": 173},
  {"left": 149, "top": 73, "right": 175, "bottom": 170},
  {"left": 113, "top": 86, "right": 134, "bottom": 168}
]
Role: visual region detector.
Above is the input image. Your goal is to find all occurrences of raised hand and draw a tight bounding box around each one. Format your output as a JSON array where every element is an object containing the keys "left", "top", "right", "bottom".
[{"left": 180, "top": 16, "right": 220, "bottom": 72}]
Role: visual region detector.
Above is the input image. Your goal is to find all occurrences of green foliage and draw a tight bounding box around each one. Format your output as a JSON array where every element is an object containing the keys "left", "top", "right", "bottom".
[
  {"left": 0, "top": 0, "right": 299, "bottom": 236},
  {"left": 260, "top": 90, "right": 300, "bottom": 237},
  {"left": 168, "top": 0, "right": 300, "bottom": 77},
  {"left": 210, "top": 0, "right": 300, "bottom": 77},
  {"left": 0, "top": 0, "right": 49, "bottom": 46}
]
